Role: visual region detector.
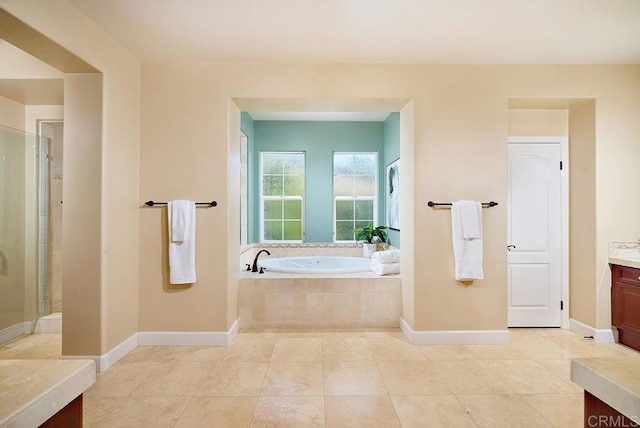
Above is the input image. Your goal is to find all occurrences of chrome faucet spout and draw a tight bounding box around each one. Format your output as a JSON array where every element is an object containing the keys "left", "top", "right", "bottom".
[{"left": 252, "top": 249, "right": 271, "bottom": 272}]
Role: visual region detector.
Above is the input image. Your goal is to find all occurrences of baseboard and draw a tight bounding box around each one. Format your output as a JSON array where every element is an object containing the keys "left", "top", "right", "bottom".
[
  {"left": 400, "top": 317, "right": 510, "bottom": 345},
  {"left": 61, "top": 321, "right": 239, "bottom": 373},
  {"left": 569, "top": 318, "right": 615, "bottom": 343},
  {"left": 62, "top": 332, "right": 137, "bottom": 373},
  {"left": 63, "top": 354, "right": 110, "bottom": 372},
  {"left": 138, "top": 319, "right": 239, "bottom": 346},
  {"left": 0, "top": 322, "right": 32, "bottom": 345}
]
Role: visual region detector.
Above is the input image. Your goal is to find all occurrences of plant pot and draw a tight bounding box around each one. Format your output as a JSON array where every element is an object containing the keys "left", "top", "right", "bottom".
[{"left": 362, "top": 243, "right": 377, "bottom": 259}]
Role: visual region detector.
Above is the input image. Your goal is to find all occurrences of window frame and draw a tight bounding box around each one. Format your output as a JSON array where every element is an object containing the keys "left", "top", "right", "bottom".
[
  {"left": 332, "top": 152, "right": 378, "bottom": 243},
  {"left": 259, "top": 151, "right": 305, "bottom": 243}
]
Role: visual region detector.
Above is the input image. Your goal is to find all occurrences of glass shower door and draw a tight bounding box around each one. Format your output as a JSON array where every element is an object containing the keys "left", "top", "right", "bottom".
[{"left": 0, "top": 124, "right": 40, "bottom": 341}]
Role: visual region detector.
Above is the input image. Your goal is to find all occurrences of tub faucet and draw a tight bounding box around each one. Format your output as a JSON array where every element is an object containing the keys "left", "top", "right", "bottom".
[{"left": 252, "top": 249, "right": 271, "bottom": 272}]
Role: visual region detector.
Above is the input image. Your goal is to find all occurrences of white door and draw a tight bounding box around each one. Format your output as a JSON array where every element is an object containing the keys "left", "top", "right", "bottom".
[{"left": 508, "top": 142, "right": 562, "bottom": 327}]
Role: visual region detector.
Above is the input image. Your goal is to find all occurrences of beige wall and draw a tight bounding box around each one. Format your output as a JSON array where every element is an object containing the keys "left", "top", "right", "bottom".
[
  {"left": 508, "top": 109, "right": 568, "bottom": 136},
  {"left": 0, "top": 95, "right": 24, "bottom": 129},
  {"left": 595, "top": 71, "right": 640, "bottom": 328},
  {"left": 569, "top": 101, "right": 597, "bottom": 327},
  {"left": 1, "top": 0, "right": 141, "bottom": 355},
  {"left": 4, "top": 2, "right": 640, "bottom": 341},
  {"left": 138, "top": 63, "right": 640, "bottom": 333}
]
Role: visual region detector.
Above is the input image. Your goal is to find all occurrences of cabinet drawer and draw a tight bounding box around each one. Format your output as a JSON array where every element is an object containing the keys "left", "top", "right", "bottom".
[{"left": 613, "top": 265, "right": 640, "bottom": 287}]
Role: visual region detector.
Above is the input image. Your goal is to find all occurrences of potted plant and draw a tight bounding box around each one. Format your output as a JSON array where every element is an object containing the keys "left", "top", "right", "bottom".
[{"left": 353, "top": 224, "right": 387, "bottom": 258}]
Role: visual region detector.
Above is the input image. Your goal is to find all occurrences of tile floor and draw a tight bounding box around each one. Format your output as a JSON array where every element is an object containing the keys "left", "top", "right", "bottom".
[{"left": 1, "top": 328, "right": 638, "bottom": 427}]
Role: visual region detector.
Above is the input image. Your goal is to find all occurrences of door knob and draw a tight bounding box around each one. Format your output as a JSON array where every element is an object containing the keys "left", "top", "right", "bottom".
[{"left": 507, "top": 245, "right": 516, "bottom": 251}]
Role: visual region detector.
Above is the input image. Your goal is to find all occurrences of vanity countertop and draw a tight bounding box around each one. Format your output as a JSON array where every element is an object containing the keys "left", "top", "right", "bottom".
[
  {"left": 571, "top": 357, "right": 640, "bottom": 421},
  {"left": 0, "top": 359, "right": 95, "bottom": 427},
  {"left": 609, "top": 242, "right": 640, "bottom": 269}
]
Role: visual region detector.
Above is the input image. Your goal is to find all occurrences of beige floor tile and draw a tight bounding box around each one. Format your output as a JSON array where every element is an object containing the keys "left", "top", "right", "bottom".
[
  {"left": 324, "top": 361, "right": 387, "bottom": 395},
  {"left": 377, "top": 361, "right": 451, "bottom": 395},
  {"left": 0, "top": 334, "right": 61, "bottom": 359},
  {"left": 458, "top": 394, "right": 552, "bottom": 428},
  {"left": 514, "top": 341, "right": 578, "bottom": 360},
  {"left": 82, "top": 396, "right": 124, "bottom": 428},
  {"left": 130, "top": 362, "right": 211, "bottom": 396},
  {"left": 434, "top": 360, "right": 515, "bottom": 394},
  {"left": 322, "top": 328, "right": 365, "bottom": 338},
  {"left": 119, "top": 345, "right": 178, "bottom": 363},
  {"left": 546, "top": 336, "right": 615, "bottom": 358},
  {"left": 160, "top": 345, "right": 225, "bottom": 362},
  {"left": 196, "top": 361, "right": 268, "bottom": 396},
  {"left": 220, "top": 338, "right": 276, "bottom": 362},
  {"left": 368, "top": 336, "right": 426, "bottom": 361},
  {"left": 522, "top": 393, "right": 583, "bottom": 428},
  {"left": 99, "top": 396, "right": 191, "bottom": 428},
  {"left": 535, "top": 359, "right": 584, "bottom": 393},
  {"left": 86, "top": 362, "right": 159, "bottom": 397},
  {"left": 270, "top": 338, "right": 322, "bottom": 361},
  {"left": 174, "top": 396, "right": 258, "bottom": 428},
  {"left": 261, "top": 362, "right": 324, "bottom": 396},
  {"left": 251, "top": 396, "right": 325, "bottom": 428},
  {"left": 530, "top": 328, "right": 578, "bottom": 337},
  {"left": 322, "top": 337, "right": 375, "bottom": 362},
  {"left": 325, "top": 395, "right": 401, "bottom": 428},
  {"left": 419, "top": 344, "right": 477, "bottom": 361},
  {"left": 391, "top": 395, "right": 477, "bottom": 428},
  {"left": 483, "top": 359, "right": 577, "bottom": 394},
  {"left": 465, "top": 344, "right": 530, "bottom": 360},
  {"left": 605, "top": 343, "right": 640, "bottom": 358}
]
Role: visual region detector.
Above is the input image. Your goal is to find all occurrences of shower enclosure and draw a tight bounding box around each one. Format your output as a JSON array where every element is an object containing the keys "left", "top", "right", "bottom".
[{"left": 0, "top": 124, "right": 46, "bottom": 343}]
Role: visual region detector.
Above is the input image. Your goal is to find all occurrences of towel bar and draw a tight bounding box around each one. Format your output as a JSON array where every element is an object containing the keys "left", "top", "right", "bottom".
[
  {"left": 144, "top": 200, "right": 217, "bottom": 207},
  {"left": 427, "top": 201, "right": 498, "bottom": 208}
]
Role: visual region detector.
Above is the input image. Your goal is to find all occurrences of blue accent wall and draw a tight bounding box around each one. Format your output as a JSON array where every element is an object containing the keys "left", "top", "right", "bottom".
[
  {"left": 383, "top": 113, "right": 401, "bottom": 248},
  {"left": 249, "top": 120, "right": 385, "bottom": 243}
]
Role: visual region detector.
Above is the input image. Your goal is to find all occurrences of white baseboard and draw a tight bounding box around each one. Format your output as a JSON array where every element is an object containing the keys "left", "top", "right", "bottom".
[
  {"left": 0, "top": 322, "right": 32, "bottom": 345},
  {"left": 400, "top": 317, "right": 510, "bottom": 345},
  {"left": 62, "top": 333, "right": 137, "bottom": 373},
  {"left": 65, "top": 320, "right": 239, "bottom": 373},
  {"left": 138, "top": 319, "right": 239, "bottom": 346},
  {"left": 63, "top": 354, "right": 109, "bottom": 373},
  {"left": 569, "top": 318, "right": 615, "bottom": 343}
]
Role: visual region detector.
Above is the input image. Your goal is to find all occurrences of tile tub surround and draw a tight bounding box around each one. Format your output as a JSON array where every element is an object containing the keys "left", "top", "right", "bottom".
[
  {"left": 0, "top": 359, "right": 95, "bottom": 427},
  {"left": 571, "top": 357, "right": 640, "bottom": 422},
  {"left": 238, "top": 274, "right": 401, "bottom": 328}
]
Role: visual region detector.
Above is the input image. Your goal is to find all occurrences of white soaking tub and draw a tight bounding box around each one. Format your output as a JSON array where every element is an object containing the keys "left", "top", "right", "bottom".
[{"left": 259, "top": 256, "right": 371, "bottom": 274}]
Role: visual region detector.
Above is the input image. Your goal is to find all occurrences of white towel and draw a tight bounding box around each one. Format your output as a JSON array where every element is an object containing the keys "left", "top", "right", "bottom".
[
  {"left": 371, "top": 250, "right": 401, "bottom": 264},
  {"left": 460, "top": 200, "right": 481, "bottom": 239},
  {"left": 371, "top": 261, "right": 400, "bottom": 276},
  {"left": 451, "top": 201, "right": 483, "bottom": 280},
  {"left": 168, "top": 200, "right": 196, "bottom": 284}
]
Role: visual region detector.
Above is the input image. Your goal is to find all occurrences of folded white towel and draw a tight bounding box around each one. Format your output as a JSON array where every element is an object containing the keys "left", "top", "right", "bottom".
[
  {"left": 451, "top": 201, "right": 483, "bottom": 280},
  {"left": 371, "top": 261, "right": 400, "bottom": 276},
  {"left": 168, "top": 200, "right": 196, "bottom": 284},
  {"left": 460, "top": 200, "right": 481, "bottom": 239},
  {"left": 371, "top": 250, "right": 401, "bottom": 264}
]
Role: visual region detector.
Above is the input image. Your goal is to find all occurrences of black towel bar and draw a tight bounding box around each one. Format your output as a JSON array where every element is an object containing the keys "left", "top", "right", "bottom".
[
  {"left": 427, "top": 201, "right": 498, "bottom": 208},
  {"left": 144, "top": 200, "right": 217, "bottom": 207}
]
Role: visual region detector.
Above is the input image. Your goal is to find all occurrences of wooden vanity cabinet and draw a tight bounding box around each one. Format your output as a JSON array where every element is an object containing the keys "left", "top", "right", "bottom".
[{"left": 611, "top": 264, "right": 640, "bottom": 352}]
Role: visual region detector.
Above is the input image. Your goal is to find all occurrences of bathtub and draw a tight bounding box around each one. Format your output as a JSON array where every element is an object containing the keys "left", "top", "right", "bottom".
[{"left": 259, "top": 256, "right": 372, "bottom": 274}]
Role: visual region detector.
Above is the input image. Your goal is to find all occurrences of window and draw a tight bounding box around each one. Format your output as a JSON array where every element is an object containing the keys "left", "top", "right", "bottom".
[
  {"left": 260, "top": 152, "right": 305, "bottom": 241},
  {"left": 333, "top": 153, "right": 377, "bottom": 241}
]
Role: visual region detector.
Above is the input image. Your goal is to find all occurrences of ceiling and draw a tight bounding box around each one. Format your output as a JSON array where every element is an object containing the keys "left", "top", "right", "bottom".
[{"left": 67, "top": 0, "right": 640, "bottom": 63}]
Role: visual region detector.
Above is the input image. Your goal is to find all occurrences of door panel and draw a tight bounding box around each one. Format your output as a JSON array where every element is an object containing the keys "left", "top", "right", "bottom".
[{"left": 508, "top": 143, "right": 562, "bottom": 327}]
